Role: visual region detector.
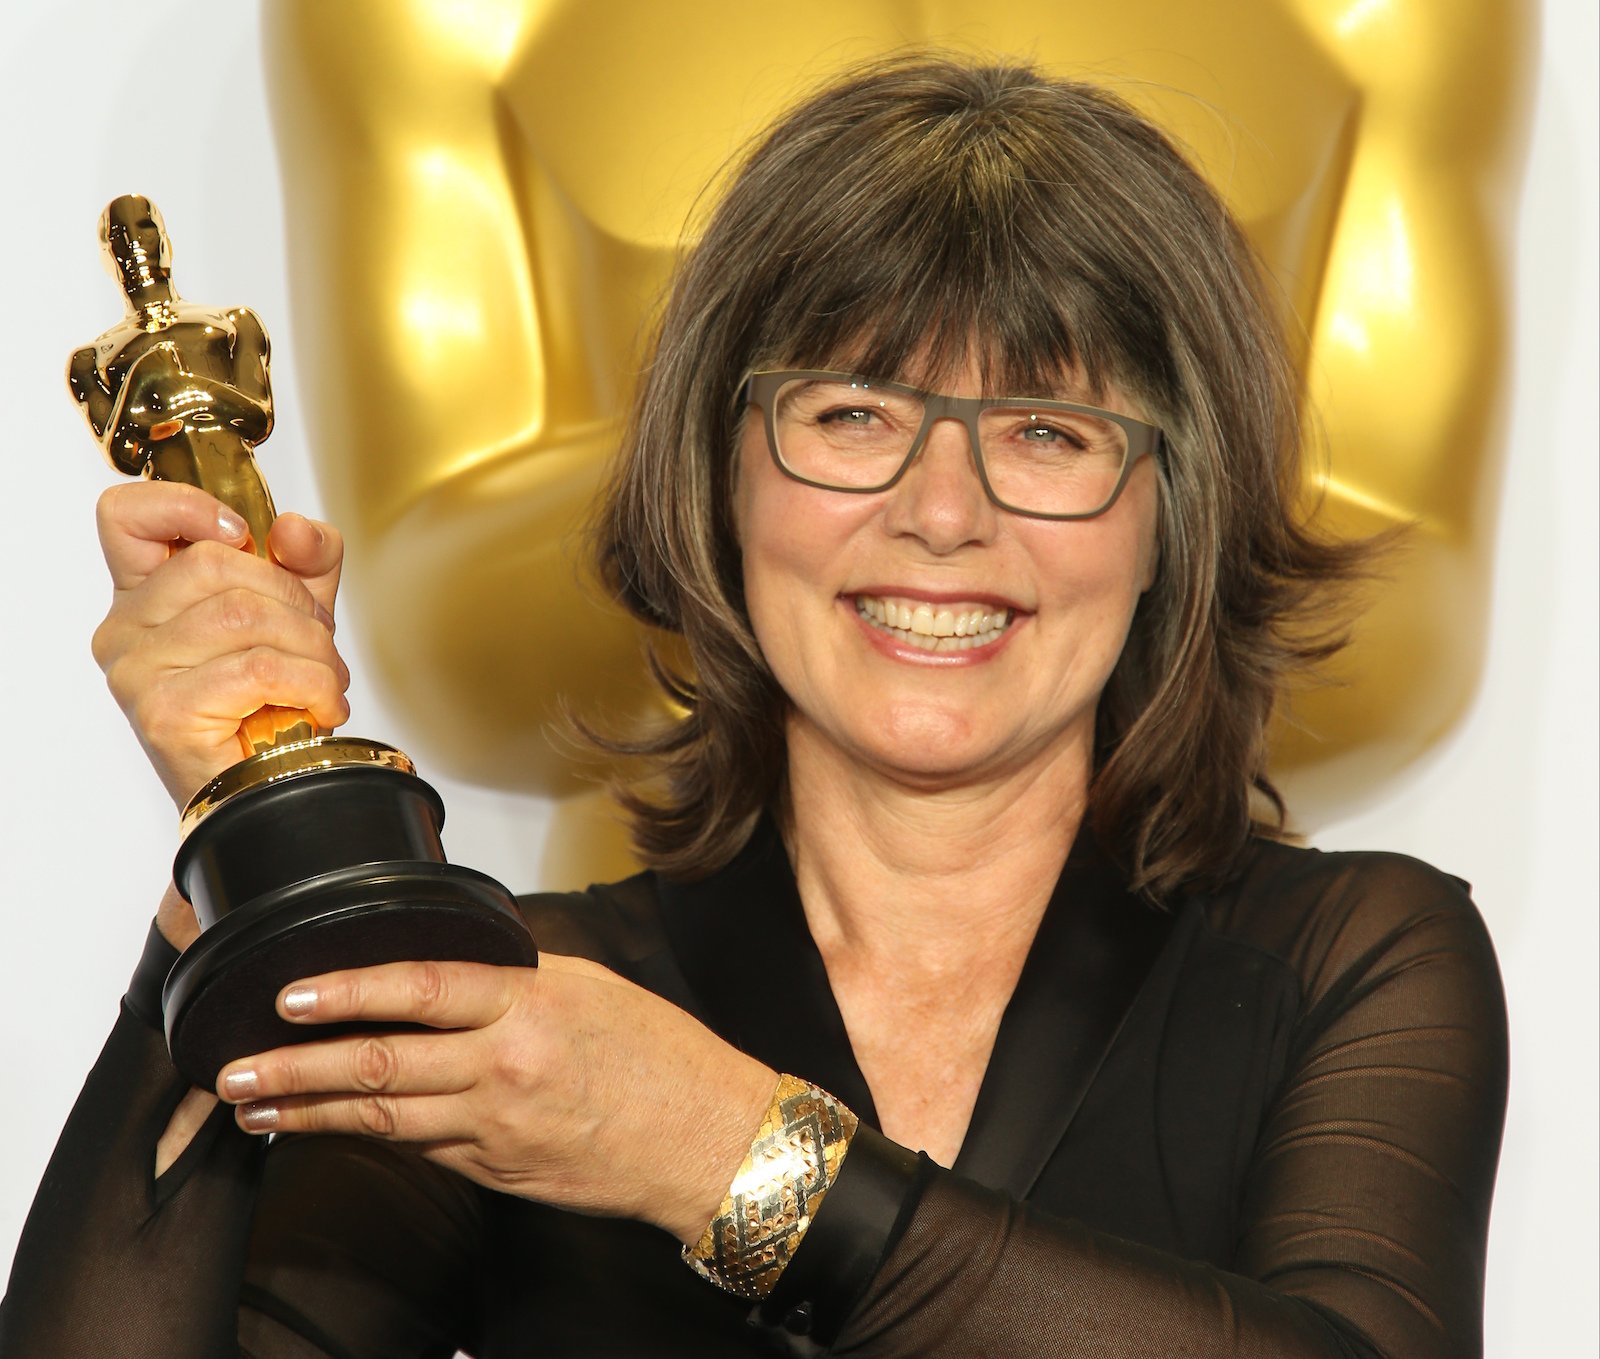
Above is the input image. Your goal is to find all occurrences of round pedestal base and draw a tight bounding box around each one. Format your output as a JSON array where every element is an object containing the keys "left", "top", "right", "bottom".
[
  {"left": 164, "top": 860, "right": 535, "bottom": 1088},
  {"left": 165, "top": 751, "right": 536, "bottom": 1088}
]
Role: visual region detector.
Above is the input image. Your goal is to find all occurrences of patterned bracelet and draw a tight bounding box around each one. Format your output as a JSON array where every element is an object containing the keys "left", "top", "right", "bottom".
[{"left": 682, "top": 1073, "right": 860, "bottom": 1298}]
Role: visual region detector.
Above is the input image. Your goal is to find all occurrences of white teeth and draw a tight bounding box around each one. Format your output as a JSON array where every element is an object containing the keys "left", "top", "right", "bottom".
[{"left": 854, "top": 595, "right": 1012, "bottom": 652}]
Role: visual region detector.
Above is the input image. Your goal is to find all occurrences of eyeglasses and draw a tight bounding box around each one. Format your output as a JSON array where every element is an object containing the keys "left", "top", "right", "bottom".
[{"left": 743, "top": 370, "right": 1163, "bottom": 521}]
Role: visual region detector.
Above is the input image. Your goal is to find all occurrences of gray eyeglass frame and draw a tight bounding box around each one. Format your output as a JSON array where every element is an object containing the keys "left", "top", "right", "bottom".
[{"left": 743, "top": 369, "right": 1164, "bottom": 521}]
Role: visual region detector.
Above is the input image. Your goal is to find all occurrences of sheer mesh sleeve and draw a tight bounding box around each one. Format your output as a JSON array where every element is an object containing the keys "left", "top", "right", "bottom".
[
  {"left": 2, "top": 854, "right": 1506, "bottom": 1357},
  {"left": 0, "top": 929, "right": 480, "bottom": 1359},
  {"left": 826, "top": 855, "right": 1507, "bottom": 1359},
  {"left": 0, "top": 999, "right": 265, "bottom": 1358}
]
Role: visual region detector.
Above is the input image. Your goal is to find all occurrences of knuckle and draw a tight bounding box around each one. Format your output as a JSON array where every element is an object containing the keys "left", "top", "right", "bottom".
[
  {"left": 94, "top": 627, "right": 129, "bottom": 682},
  {"left": 355, "top": 1094, "right": 398, "bottom": 1137},
  {"left": 186, "top": 539, "right": 236, "bottom": 589},
  {"left": 311, "top": 685, "right": 344, "bottom": 726},
  {"left": 412, "top": 962, "right": 449, "bottom": 1016},
  {"left": 186, "top": 537, "right": 228, "bottom": 569},
  {"left": 489, "top": 1042, "right": 543, "bottom": 1094},
  {"left": 352, "top": 1036, "right": 400, "bottom": 1092},
  {"left": 214, "top": 588, "right": 265, "bottom": 635},
  {"left": 310, "top": 640, "right": 342, "bottom": 685},
  {"left": 240, "top": 647, "right": 282, "bottom": 688},
  {"left": 128, "top": 687, "right": 176, "bottom": 741}
]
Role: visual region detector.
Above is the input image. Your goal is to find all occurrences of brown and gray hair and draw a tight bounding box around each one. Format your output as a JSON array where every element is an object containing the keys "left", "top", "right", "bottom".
[{"left": 593, "top": 56, "right": 1365, "bottom": 898}]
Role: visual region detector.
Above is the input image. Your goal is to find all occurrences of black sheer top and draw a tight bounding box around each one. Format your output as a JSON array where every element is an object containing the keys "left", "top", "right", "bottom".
[{"left": 1, "top": 822, "right": 1507, "bottom": 1357}]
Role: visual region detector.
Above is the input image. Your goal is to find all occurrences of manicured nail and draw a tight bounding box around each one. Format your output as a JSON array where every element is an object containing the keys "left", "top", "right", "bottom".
[
  {"left": 282, "top": 985, "right": 318, "bottom": 1017},
  {"left": 221, "top": 1069, "right": 258, "bottom": 1101},
  {"left": 217, "top": 507, "right": 247, "bottom": 539},
  {"left": 240, "top": 1103, "right": 279, "bottom": 1131}
]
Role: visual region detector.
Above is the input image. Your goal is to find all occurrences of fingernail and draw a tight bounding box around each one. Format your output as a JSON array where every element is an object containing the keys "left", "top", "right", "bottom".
[
  {"left": 221, "top": 1069, "right": 258, "bottom": 1101},
  {"left": 217, "top": 508, "right": 247, "bottom": 539},
  {"left": 314, "top": 602, "right": 336, "bottom": 632},
  {"left": 282, "top": 985, "right": 318, "bottom": 1017},
  {"left": 240, "top": 1103, "right": 279, "bottom": 1131}
]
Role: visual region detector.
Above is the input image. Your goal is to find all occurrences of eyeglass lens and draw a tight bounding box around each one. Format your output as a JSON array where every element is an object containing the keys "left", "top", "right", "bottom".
[{"left": 771, "top": 377, "right": 1129, "bottom": 517}]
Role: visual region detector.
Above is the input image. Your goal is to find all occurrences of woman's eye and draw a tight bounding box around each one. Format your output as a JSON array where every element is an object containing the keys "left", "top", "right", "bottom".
[
  {"left": 1020, "top": 422, "right": 1085, "bottom": 448},
  {"left": 817, "top": 406, "right": 878, "bottom": 426}
]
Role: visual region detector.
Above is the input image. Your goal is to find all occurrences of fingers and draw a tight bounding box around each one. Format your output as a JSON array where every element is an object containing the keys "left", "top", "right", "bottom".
[
  {"left": 95, "top": 562, "right": 351, "bottom": 801},
  {"left": 223, "top": 1040, "right": 476, "bottom": 1142},
  {"left": 97, "top": 481, "right": 250, "bottom": 592},
  {"left": 220, "top": 1029, "right": 474, "bottom": 1106},
  {"left": 232, "top": 1090, "right": 472, "bottom": 1143},
  {"left": 215, "top": 964, "right": 529, "bottom": 1142},
  {"left": 98, "top": 540, "right": 334, "bottom": 654},
  {"left": 272, "top": 960, "right": 525, "bottom": 1031},
  {"left": 209, "top": 955, "right": 773, "bottom": 1238},
  {"left": 103, "top": 572, "right": 341, "bottom": 669},
  {"left": 266, "top": 512, "right": 343, "bottom": 620},
  {"left": 123, "top": 644, "right": 350, "bottom": 741},
  {"left": 92, "top": 482, "right": 353, "bottom": 803},
  {"left": 96, "top": 482, "right": 340, "bottom": 612}
]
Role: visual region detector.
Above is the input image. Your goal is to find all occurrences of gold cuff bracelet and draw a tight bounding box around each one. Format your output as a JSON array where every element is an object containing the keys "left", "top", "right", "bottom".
[{"left": 683, "top": 1073, "right": 860, "bottom": 1298}]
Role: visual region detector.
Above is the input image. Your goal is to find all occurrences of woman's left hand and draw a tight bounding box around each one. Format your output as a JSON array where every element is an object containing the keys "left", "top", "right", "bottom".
[{"left": 215, "top": 954, "right": 777, "bottom": 1245}]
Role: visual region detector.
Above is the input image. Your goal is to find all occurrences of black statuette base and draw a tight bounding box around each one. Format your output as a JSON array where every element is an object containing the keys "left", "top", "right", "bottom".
[{"left": 164, "top": 763, "right": 536, "bottom": 1088}]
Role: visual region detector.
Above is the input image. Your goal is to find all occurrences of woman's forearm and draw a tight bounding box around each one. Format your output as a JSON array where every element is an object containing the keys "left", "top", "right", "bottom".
[{"left": 0, "top": 999, "right": 266, "bottom": 1357}]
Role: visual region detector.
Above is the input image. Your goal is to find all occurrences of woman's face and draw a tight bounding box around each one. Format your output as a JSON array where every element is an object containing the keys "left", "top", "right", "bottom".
[{"left": 733, "top": 358, "right": 1162, "bottom": 791}]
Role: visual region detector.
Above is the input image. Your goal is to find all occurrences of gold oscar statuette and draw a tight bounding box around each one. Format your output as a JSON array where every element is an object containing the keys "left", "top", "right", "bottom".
[{"left": 69, "top": 195, "right": 536, "bottom": 1088}]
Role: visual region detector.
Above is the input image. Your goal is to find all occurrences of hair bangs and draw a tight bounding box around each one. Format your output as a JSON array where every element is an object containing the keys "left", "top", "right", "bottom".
[{"left": 741, "top": 117, "right": 1149, "bottom": 406}]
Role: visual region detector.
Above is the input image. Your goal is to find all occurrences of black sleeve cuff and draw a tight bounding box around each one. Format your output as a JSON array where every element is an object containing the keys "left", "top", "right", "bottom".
[
  {"left": 753, "top": 1125, "right": 935, "bottom": 1351},
  {"left": 125, "top": 918, "right": 181, "bottom": 1033}
]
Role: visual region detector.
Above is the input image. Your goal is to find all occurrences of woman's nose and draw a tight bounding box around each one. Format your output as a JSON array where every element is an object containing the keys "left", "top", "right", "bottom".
[{"left": 880, "top": 416, "right": 998, "bottom": 554}]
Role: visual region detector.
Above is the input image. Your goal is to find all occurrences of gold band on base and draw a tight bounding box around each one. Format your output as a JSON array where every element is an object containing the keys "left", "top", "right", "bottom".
[
  {"left": 683, "top": 1074, "right": 859, "bottom": 1299},
  {"left": 179, "top": 736, "right": 416, "bottom": 838}
]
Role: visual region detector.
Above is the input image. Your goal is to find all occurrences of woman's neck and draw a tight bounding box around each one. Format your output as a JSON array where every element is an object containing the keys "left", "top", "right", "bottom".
[{"left": 781, "top": 720, "right": 1090, "bottom": 973}]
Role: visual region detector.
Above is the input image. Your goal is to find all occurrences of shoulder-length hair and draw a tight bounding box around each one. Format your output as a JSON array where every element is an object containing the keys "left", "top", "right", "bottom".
[{"left": 592, "top": 56, "right": 1364, "bottom": 899}]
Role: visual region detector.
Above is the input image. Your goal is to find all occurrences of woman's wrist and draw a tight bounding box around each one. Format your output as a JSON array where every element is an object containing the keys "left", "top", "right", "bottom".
[
  {"left": 155, "top": 881, "right": 200, "bottom": 952},
  {"left": 664, "top": 1055, "right": 779, "bottom": 1246}
]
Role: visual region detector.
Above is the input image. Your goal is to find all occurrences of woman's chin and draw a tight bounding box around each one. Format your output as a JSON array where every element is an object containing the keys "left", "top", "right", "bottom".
[{"left": 800, "top": 714, "right": 1033, "bottom": 791}]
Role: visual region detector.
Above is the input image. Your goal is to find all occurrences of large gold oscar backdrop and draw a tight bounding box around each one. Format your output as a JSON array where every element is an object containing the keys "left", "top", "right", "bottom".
[{"left": 262, "top": 0, "right": 1532, "bottom": 885}]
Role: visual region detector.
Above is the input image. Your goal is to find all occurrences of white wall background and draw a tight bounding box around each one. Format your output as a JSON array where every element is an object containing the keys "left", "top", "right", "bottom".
[{"left": 0, "top": 3, "right": 1593, "bottom": 1353}]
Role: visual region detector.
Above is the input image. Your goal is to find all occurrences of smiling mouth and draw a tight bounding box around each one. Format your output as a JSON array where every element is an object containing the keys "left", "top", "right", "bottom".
[{"left": 854, "top": 594, "right": 1014, "bottom": 653}]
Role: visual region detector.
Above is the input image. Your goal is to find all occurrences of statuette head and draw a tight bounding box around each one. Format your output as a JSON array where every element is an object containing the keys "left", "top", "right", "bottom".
[{"left": 99, "top": 193, "right": 172, "bottom": 295}]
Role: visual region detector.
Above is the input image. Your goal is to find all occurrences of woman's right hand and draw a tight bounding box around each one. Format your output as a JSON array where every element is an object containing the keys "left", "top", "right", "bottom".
[{"left": 92, "top": 480, "right": 351, "bottom": 817}]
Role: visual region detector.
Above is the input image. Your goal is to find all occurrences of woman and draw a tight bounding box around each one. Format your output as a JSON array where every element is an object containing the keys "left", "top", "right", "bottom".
[{"left": 2, "top": 60, "right": 1505, "bottom": 1357}]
